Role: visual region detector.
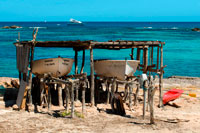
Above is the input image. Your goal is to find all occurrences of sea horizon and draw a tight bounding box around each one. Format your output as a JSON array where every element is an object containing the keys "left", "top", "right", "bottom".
[{"left": 0, "top": 21, "right": 200, "bottom": 78}]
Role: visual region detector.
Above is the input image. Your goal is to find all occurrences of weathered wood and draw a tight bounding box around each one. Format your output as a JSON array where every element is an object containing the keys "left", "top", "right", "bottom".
[
  {"left": 90, "top": 48, "right": 95, "bottom": 106},
  {"left": 65, "top": 85, "right": 70, "bottom": 112},
  {"left": 111, "top": 79, "right": 116, "bottom": 113},
  {"left": 75, "top": 50, "right": 78, "bottom": 74},
  {"left": 106, "top": 80, "right": 110, "bottom": 104},
  {"left": 159, "top": 44, "right": 164, "bottom": 107},
  {"left": 82, "top": 84, "right": 86, "bottom": 114},
  {"left": 157, "top": 46, "right": 160, "bottom": 70},
  {"left": 124, "top": 83, "right": 129, "bottom": 102},
  {"left": 143, "top": 88, "right": 147, "bottom": 119},
  {"left": 21, "top": 85, "right": 28, "bottom": 109},
  {"left": 134, "top": 83, "right": 140, "bottom": 105},
  {"left": 150, "top": 84, "right": 156, "bottom": 124},
  {"left": 75, "top": 50, "right": 79, "bottom": 101},
  {"left": 130, "top": 48, "right": 134, "bottom": 60},
  {"left": 151, "top": 47, "right": 154, "bottom": 65},
  {"left": 136, "top": 48, "right": 141, "bottom": 61},
  {"left": 58, "top": 84, "right": 63, "bottom": 107},
  {"left": 71, "top": 82, "right": 75, "bottom": 118},
  {"left": 129, "top": 83, "right": 133, "bottom": 110},
  {"left": 16, "top": 80, "right": 28, "bottom": 109},
  {"left": 27, "top": 45, "right": 35, "bottom": 108},
  {"left": 80, "top": 50, "right": 85, "bottom": 74},
  {"left": 48, "top": 85, "right": 51, "bottom": 111},
  {"left": 143, "top": 48, "right": 148, "bottom": 73}
]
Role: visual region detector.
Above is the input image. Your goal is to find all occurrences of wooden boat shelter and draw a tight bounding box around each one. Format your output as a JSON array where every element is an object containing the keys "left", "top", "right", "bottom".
[
  {"left": 14, "top": 30, "right": 166, "bottom": 118},
  {"left": 14, "top": 36, "right": 165, "bottom": 109}
]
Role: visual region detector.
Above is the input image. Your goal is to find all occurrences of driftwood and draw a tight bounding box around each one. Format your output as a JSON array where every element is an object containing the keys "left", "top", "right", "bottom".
[{"left": 111, "top": 92, "right": 126, "bottom": 116}]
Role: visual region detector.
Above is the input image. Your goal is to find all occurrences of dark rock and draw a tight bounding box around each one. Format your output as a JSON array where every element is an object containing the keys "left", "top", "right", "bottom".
[
  {"left": 10, "top": 25, "right": 22, "bottom": 29},
  {"left": 192, "top": 28, "right": 200, "bottom": 31},
  {"left": 2, "top": 25, "right": 22, "bottom": 29},
  {"left": 3, "top": 88, "right": 18, "bottom": 107},
  {"left": 2, "top": 26, "right": 10, "bottom": 29}
]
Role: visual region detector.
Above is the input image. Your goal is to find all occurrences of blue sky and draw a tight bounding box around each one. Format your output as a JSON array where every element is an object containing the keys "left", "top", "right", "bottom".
[{"left": 0, "top": 0, "right": 200, "bottom": 21}]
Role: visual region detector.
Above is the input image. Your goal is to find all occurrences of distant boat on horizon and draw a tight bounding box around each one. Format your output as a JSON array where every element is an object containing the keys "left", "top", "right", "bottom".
[
  {"left": 68, "top": 18, "right": 83, "bottom": 25},
  {"left": 69, "top": 18, "right": 82, "bottom": 24}
]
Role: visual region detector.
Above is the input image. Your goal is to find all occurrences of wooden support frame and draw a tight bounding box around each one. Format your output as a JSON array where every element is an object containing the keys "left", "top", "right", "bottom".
[
  {"left": 90, "top": 48, "right": 95, "bottom": 106},
  {"left": 80, "top": 50, "right": 85, "bottom": 74},
  {"left": 159, "top": 44, "right": 164, "bottom": 107}
]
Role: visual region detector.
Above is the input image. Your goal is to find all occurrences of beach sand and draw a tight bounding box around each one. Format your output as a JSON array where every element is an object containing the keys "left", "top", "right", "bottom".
[{"left": 0, "top": 77, "right": 200, "bottom": 133}]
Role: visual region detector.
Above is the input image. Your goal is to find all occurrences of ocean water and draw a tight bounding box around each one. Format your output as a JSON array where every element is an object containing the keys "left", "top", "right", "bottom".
[{"left": 0, "top": 22, "right": 200, "bottom": 78}]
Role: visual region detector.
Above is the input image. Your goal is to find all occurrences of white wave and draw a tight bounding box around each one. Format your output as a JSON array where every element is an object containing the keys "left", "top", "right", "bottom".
[
  {"left": 29, "top": 27, "right": 47, "bottom": 29},
  {"left": 144, "top": 27, "right": 152, "bottom": 29},
  {"left": 171, "top": 27, "right": 178, "bottom": 29}
]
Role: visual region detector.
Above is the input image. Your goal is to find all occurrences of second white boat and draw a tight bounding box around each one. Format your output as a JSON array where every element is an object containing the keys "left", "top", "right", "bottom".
[{"left": 94, "top": 60, "right": 140, "bottom": 80}]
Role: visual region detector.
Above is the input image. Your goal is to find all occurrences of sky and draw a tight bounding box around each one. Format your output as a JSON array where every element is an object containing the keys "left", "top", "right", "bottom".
[{"left": 0, "top": 0, "right": 200, "bottom": 22}]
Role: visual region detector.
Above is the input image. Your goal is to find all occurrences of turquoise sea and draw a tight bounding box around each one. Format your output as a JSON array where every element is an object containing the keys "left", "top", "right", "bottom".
[{"left": 0, "top": 22, "right": 200, "bottom": 78}]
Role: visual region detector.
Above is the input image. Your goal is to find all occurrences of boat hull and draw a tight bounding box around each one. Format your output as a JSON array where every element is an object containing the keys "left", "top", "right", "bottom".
[
  {"left": 32, "top": 57, "right": 73, "bottom": 77},
  {"left": 94, "top": 60, "right": 140, "bottom": 80}
]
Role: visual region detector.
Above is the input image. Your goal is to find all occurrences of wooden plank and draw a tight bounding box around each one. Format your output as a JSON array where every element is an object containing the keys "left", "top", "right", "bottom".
[
  {"left": 65, "top": 85, "right": 70, "bottom": 112},
  {"left": 80, "top": 50, "right": 85, "bottom": 74},
  {"left": 157, "top": 46, "right": 160, "bottom": 70},
  {"left": 159, "top": 44, "right": 164, "bottom": 107},
  {"left": 90, "top": 48, "right": 95, "bottom": 106},
  {"left": 82, "top": 83, "right": 86, "bottom": 114},
  {"left": 129, "top": 83, "right": 133, "bottom": 110},
  {"left": 71, "top": 82, "right": 75, "bottom": 118},
  {"left": 16, "top": 80, "right": 28, "bottom": 109},
  {"left": 48, "top": 85, "right": 51, "bottom": 111},
  {"left": 134, "top": 83, "right": 140, "bottom": 105},
  {"left": 74, "top": 50, "right": 78, "bottom": 101},
  {"left": 130, "top": 48, "right": 134, "bottom": 60},
  {"left": 58, "top": 84, "right": 63, "bottom": 107},
  {"left": 106, "top": 80, "right": 110, "bottom": 104},
  {"left": 143, "top": 88, "right": 147, "bottom": 119},
  {"left": 143, "top": 48, "right": 148, "bottom": 73}
]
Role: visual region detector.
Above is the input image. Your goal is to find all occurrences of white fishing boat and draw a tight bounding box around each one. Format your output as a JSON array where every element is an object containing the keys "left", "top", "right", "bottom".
[
  {"left": 70, "top": 18, "right": 82, "bottom": 24},
  {"left": 32, "top": 57, "right": 74, "bottom": 78},
  {"left": 94, "top": 60, "right": 140, "bottom": 80}
]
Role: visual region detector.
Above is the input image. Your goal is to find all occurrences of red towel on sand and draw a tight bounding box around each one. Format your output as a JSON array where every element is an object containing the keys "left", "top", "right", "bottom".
[{"left": 163, "top": 89, "right": 184, "bottom": 104}]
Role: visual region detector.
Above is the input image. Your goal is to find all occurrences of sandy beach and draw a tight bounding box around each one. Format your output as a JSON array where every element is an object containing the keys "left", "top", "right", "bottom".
[{"left": 0, "top": 76, "right": 200, "bottom": 133}]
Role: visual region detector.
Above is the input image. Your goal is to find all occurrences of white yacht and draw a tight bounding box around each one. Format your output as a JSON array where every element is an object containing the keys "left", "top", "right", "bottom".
[{"left": 70, "top": 18, "right": 82, "bottom": 24}]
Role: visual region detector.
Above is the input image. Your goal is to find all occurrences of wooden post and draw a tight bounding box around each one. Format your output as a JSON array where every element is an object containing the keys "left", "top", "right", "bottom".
[
  {"left": 75, "top": 50, "right": 78, "bottom": 101},
  {"left": 151, "top": 47, "right": 154, "bottom": 65},
  {"left": 143, "top": 88, "right": 147, "bottom": 119},
  {"left": 111, "top": 79, "right": 116, "bottom": 113},
  {"left": 157, "top": 46, "right": 160, "bottom": 70},
  {"left": 65, "top": 85, "right": 70, "bottom": 113},
  {"left": 129, "top": 83, "right": 133, "bottom": 110},
  {"left": 90, "top": 48, "right": 95, "bottom": 106},
  {"left": 111, "top": 79, "right": 116, "bottom": 98},
  {"left": 80, "top": 50, "right": 85, "bottom": 74},
  {"left": 82, "top": 83, "right": 86, "bottom": 114},
  {"left": 124, "top": 83, "right": 129, "bottom": 102},
  {"left": 159, "top": 44, "right": 164, "bottom": 107},
  {"left": 136, "top": 48, "right": 141, "bottom": 70},
  {"left": 58, "top": 84, "right": 63, "bottom": 107},
  {"left": 150, "top": 82, "right": 156, "bottom": 124},
  {"left": 134, "top": 83, "right": 140, "bottom": 105},
  {"left": 71, "top": 82, "right": 75, "bottom": 118},
  {"left": 143, "top": 48, "right": 148, "bottom": 73},
  {"left": 130, "top": 48, "right": 134, "bottom": 60},
  {"left": 48, "top": 85, "right": 51, "bottom": 111},
  {"left": 27, "top": 46, "right": 35, "bottom": 106},
  {"left": 106, "top": 80, "right": 110, "bottom": 104}
]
